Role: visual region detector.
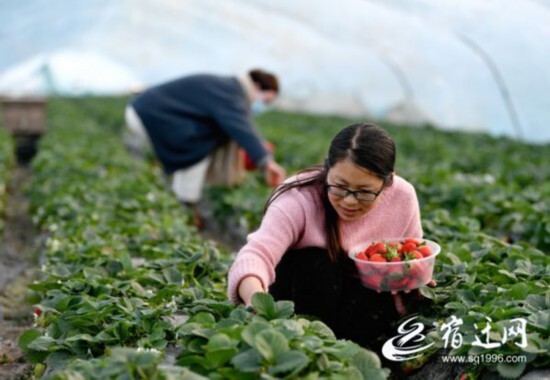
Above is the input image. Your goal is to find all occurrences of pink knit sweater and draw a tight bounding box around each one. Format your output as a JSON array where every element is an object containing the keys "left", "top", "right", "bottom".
[{"left": 227, "top": 174, "right": 422, "bottom": 303}]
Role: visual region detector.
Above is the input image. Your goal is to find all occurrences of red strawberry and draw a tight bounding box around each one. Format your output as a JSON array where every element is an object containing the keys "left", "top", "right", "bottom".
[
  {"left": 401, "top": 242, "right": 417, "bottom": 254},
  {"left": 372, "top": 242, "right": 387, "bottom": 254},
  {"left": 390, "top": 257, "right": 402, "bottom": 262},
  {"left": 356, "top": 252, "right": 368, "bottom": 261},
  {"left": 362, "top": 275, "right": 383, "bottom": 290},
  {"left": 389, "top": 276, "right": 410, "bottom": 289},
  {"left": 33, "top": 307, "right": 42, "bottom": 317},
  {"left": 418, "top": 245, "right": 432, "bottom": 257},
  {"left": 369, "top": 254, "right": 387, "bottom": 262},
  {"left": 388, "top": 241, "right": 403, "bottom": 251},
  {"left": 364, "top": 243, "right": 378, "bottom": 256},
  {"left": 407, "top": 261, "right": 427, "bottom": 278},
  {"left": 387, "top": 264, "right": 404, "bottom": 276},
  {"left": 403, "top": 238, "right": 420, "bottom": 246},
  {"left": 411, "top": 251, "right": 423, "bottom": 260}
]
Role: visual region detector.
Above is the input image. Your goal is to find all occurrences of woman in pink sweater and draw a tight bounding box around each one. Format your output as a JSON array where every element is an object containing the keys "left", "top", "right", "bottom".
[{"left": 227, "top": 123, "right": 432, "bottom": 351}]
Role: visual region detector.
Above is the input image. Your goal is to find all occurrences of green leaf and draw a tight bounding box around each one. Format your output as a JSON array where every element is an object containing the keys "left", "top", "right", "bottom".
[
  {"left": 325, "top": 341, "right": 363, "bottom": 360},
  {"left": 419, "top": 286, "right": 436, "bottom": 299},
  {"left": 268, "top": 350, "right": 309, "bottom": 375},
  {"left": 163, "top": 267, "right": 183, "bottom": 284},
  {"left": 206, "top": 333, "right": 237, "bottom": 351},
  {"left": 444, "top": 302, "right": 468, "bottom": 311},
  {"left": 186, "top": 337, "right": 209, "bottom": 353},
  {"left": 64, "top": 334, "right": 95, "bottom": 343},
  {"left": 254, "top": 330, "right": 289, "bottom": 362},
  {"left": 177, "top": 323, "right": 210, "bottom": 339},
  {"left": 251, "top": 293, "right": 277, "bottom": 320},
  {"left": 524, "top": 294, "right": 547, "bottom": 313},
  {"left": 496, "top": 361, "right": 527, "bottom": 379},
  {"left": 230, "top": 348, "right": 263, "bottom": 372},
  {"left": 445, "top": 252, "right": 463, "bottom": 266},
  {"left": 50, "top": 264, "right": 72, "bottom": 278},
  {"left": 275, "top": 300, "right": 295, "bottom": 319},
  {"left": 497, "top": 269, "right": 517, "bottom": 280},
  {"left": 144, "top": 272, "right": 166, "bottom": 284},
  {"left": 527, "top": 310, "right": 549, "bottom": 331},
  {"left": 106, "top": 260, "right": 123, "bottom": 276},
  {"left": 177, "top": 353, "right": 210, "bottom": 369},
  {"left": 45, "top": 350, "right": 73, "bottom": 370},
  {"left": 26, "top": 350, "right": 50, "bottom": 364},
  {"left": 28, "top": 336, "right": 56, "bottom": 351},
  {"left": 117, "top": 251, "right": 133, "bottom": 272},
  {"left": 350, "top": 349, "right": 382, "bottom": 372},
  {"left": 514, "top": 260, "right": 535, "bottom": 276},
  {"left": 508, "top": 283, "right": 531, "bottom": 300},
  {"left": 187, "top": 312, "right": 216, "bottom": 325},
  {"left": 129, "top": 280, "right": 148, "bottom": 297},
  {"left": 18, "top": 329, "right": 43, "bottom": 351},
  {"left": 241, "top": 322, "right": 271, "bottom": 347},
  {"left": 307, "top": 320, "right": 336, "bottom": 339},
  {"left": 205, "top": 347, "right": 239, "bottom": 368},
  {"left": 275, "top": 319, "right": 305, "bottom": 339},
  {"left": 521, "top": 334, "right": 548, "bottom": 354}
]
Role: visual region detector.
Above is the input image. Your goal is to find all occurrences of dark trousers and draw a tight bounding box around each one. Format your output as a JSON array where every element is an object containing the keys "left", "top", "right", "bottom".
[{"left": 269, "top": 247, "right": 422, "bottom": 353}]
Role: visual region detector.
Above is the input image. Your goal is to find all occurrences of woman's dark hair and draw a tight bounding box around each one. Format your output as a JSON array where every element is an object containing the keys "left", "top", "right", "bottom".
[
  {"left": 265, "top": 123, "right": 396, "bottom": 262},
  {"left": 249, "top": 69, "right": 279, "bottom": 93}
]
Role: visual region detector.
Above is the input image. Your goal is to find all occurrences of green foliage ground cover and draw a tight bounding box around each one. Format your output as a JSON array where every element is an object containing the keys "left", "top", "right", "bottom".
[{"left": 17, "top": 98, "right": 549, "bottom": 379}]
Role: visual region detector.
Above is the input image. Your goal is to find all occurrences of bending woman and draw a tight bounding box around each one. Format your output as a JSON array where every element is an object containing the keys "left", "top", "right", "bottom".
[{"left": 227, "top": 123, "right": 433, "bottom": 351}]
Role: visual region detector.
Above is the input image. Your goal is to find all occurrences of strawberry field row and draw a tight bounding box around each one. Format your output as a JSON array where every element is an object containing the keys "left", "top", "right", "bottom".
[{"left": 19, "top": 99, "right": 391, "bottom": 379}]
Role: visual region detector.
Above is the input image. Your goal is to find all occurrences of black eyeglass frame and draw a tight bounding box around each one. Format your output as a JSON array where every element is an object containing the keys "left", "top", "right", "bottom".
[{"left": 325, "top": 182, "right": 385, "bottom": 202}]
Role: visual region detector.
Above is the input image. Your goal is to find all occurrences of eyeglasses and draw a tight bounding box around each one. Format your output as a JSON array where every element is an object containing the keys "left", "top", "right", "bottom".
[{"left": 326, "top": 183, "right": 384, "bottom": 202}]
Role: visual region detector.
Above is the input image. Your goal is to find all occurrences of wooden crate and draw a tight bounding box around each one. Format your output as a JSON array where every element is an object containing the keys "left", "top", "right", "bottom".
[{"left": 1, "top": 98, "right": 47, "bottom": 136}]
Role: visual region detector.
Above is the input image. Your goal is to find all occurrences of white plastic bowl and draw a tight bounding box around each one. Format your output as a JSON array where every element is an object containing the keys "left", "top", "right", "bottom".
[{"left": 348, "top": 238, "right": 441, "bottom": 292}]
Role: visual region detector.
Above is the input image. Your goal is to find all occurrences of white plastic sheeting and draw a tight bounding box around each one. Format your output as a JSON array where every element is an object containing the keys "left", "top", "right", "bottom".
[
  {"left": 0, "top": 0, "right": 548, "bottom": 143},
  {"left": 0, "top": 51, "right": 142, "bottom": 96}
]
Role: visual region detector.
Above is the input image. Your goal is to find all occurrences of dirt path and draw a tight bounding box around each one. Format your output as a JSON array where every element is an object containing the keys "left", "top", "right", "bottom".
[{"left": 0, "top": 165, "right": 41, "bottom": 379}]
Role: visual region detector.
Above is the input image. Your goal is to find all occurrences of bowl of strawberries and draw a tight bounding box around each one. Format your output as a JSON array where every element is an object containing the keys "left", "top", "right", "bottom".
[{"left": 348, "top": 238, "right": 441, "bottom": 292}]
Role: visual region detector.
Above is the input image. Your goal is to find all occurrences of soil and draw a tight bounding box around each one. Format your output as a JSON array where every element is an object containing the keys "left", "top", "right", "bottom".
[
  {"left": 197, "top": 199, "right": 247, "bottom": 253},
  {"left": 0, "top": 164, "right": 42, "bottom": 380}
]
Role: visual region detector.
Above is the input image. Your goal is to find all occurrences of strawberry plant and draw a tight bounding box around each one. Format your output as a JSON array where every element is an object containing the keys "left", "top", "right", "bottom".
[{"left": 175, "top": 293, "right": 389, "bottom": 379}]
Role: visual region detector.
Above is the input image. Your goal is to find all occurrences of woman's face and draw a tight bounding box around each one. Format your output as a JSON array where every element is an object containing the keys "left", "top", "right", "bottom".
[{"left": 326, "top": 158, "right": 386, "bottom": 222}]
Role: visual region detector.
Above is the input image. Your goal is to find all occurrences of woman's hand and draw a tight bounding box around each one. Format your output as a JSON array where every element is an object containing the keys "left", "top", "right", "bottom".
[
  {"left": 391, "top": 279, "right": 437, "bottom": 316},
  {"left": 238, "top": 276, "right": 265, "bottom": 307},
  {"left": 264, "top": 160, "right": 286, "bottom": 187}
]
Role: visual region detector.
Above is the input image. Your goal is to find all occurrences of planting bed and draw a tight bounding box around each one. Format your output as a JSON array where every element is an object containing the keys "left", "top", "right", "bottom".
[{"left": 0, "top": 129, "right": 41, "bottom": 379}]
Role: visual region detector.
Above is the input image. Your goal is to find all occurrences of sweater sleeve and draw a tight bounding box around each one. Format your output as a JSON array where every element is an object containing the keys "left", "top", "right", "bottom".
[
  {"left": 210, "top": 81, "right": 269, "bottom": 168},
  {"left": 227, "top": 190, "right": 307, "bottom": 304}
]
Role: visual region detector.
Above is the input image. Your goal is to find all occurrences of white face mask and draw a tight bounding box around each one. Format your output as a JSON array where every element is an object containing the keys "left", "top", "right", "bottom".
[{"left": 251, "top": 99, "right": 267, "bottom": 115}]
